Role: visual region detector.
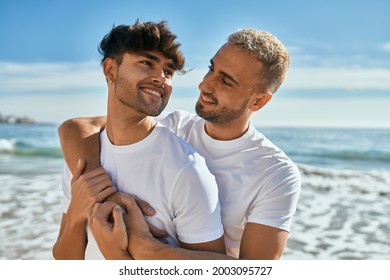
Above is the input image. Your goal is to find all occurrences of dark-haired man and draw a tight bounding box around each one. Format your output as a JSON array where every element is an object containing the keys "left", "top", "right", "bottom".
[{"left": 52, "top": 20, "right": 225, "bottom": 260}]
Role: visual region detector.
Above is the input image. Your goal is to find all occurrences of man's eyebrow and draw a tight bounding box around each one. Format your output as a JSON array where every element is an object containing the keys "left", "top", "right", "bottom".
[
  {"left": 139, "top": 52, "right": 176, "bottom": 70},
  {"left": 210, "top": 59, "right": 239, "bottom": 86}
]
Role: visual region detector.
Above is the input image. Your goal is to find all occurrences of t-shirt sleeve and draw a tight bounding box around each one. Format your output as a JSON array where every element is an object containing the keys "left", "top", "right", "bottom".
[
  {"left": 171, "top": 155, "right": 224, "bottom": 244},
  {"left": 247, "top": 162, "right": 301, "bottom": 232},
  {"left": 61, "top": 163, "right": 72, "bottom": 214}
]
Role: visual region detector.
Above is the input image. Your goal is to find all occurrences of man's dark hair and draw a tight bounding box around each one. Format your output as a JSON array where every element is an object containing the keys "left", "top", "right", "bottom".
[{"left": 99, "top": 19, "right": 185, "bottom": 73}]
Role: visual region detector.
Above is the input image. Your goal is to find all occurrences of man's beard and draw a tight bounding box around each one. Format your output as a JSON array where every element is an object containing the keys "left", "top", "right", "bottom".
[
  {"left": 115, "top": 76, "right": 168, "bottom": 117},
  {"left": 195, "top": 97, "right": 249, "bottom": 124}
]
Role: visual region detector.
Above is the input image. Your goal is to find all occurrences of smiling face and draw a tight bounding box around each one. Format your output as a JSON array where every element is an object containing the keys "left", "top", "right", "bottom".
[
  {"left": 107, "top": 51, "right": 175, "bottom": 117},
  {"left": 195, "top": 43, "right": 266, "bottom": 124}
]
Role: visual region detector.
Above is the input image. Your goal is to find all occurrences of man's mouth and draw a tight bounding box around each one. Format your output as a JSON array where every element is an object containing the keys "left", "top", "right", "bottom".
[
  {"left": 200, "top": 93, "right": 216, "bottom": 104},
  {"left": 141, "top": 86, "right": 165, "bottom": 98}
]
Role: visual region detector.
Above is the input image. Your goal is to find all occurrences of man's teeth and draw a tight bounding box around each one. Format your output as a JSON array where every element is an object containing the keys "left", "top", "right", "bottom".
[
  {"left": 143, "top": 88, "right": 161, "bottom": 97},
  {"left": 202, "top": 95, "right": 215, "bottom": 104}
]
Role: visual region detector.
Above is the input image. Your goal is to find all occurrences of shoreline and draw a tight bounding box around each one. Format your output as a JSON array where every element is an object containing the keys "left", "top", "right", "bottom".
[{"left": 1, "top": 169, "right": 389, "bottom": 260}]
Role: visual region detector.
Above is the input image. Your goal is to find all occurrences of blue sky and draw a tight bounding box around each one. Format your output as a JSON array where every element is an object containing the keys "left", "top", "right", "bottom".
[{"left": 1, "top": 0, "right": 389, "bottom": 127}]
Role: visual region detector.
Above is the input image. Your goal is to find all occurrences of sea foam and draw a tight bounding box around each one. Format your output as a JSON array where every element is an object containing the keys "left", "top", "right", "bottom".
[{"left": 0, "top": 139, "right": 15, "bottom": 152}]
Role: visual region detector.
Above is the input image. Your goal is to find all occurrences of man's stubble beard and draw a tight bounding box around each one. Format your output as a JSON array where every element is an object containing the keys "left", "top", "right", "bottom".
[
  {"left": 195, "top": 98, "right": 249, "bottom": 124},
  {"left": 115, "top": 76, "right": 168, "bottom": 117}
]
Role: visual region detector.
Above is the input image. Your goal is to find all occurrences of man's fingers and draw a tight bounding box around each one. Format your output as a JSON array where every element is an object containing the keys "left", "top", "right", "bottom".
[
  {"left": 90, "top": 201, "right": 116, "bottom": 224},
  {"left": 71, "top": 158, "right": 85, "bottom": 183},
  {"left": 135, "top": 197, "right": 156, "bottom": 216},
  {"left": 120, "top": 195, "right": 143, "bottom": 226},
  {"left": 120, "top": 194, "right": 138, "bottom": 212},
  {"left": 90, "top": 175, "right": 115, "bottom": 192},
  {"left": 89, "top": 202, "right": 103, "bottom": 225},
  {"left": 97, "top": 186, "right": 118, "bottom": 202},
  {"left": 73, "top": 166, "right": 116, "bottom": 202},
  {"left": 147, "top": 222, "right": 168, "bottom": 238},
  {"left": 105, "top": 192, "right": 126, "bottom": 209},
  {"left": 79, "top": 167, "right": 109, "bottom": 181},
  {"left": 112, "top": 205, "right": 126, "bottom": 232}
]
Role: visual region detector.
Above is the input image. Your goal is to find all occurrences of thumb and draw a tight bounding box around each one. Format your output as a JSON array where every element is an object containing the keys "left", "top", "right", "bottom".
[
  {"left": 112, "top": 206, "right": 126, "bottom": 232},
  {"left": 120, "top": 194, "right": 142, "bottom": 227},
  {"left": 120, "top": 194, "right": 138, "bottom": 212},
  {"left": 71, "top": 158, "right": 85, "bottom": 183},
  {"left": 135, "top": 197, "right": 156, "bottom": 216}
]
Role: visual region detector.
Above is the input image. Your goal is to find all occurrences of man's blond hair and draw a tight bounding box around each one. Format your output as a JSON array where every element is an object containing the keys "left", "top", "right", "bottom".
[{"left": 228, "top": 29, "right": 290, "bottom": 93}]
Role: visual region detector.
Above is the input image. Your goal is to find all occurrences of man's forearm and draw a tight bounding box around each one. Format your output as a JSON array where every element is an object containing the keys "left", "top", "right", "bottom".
[
  {"left": 130, "top": 235, "right": 234, "bottom": 260},
  {"left": 58, "top": 118, "right": 103, "bottom": 173},
  {"left": 52, "top": 219, "right": 87, "bottom": 260}
]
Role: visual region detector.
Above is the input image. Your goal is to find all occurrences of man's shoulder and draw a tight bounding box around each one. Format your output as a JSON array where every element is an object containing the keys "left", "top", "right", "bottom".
[
  {"left": 156, "top": 125, "right": 212, "bottom": 179},
  {"left": 158, "top": 110, "right": 201, "bottom": 129},
  {"left": 161, "top": 109, "right": 197, "bottom": 120},
  {"left": 156, "top": 123, "right": 201, "bottom": 157},
  {"left": 249, "top": 127, "right": 300, "bottom": 179}
]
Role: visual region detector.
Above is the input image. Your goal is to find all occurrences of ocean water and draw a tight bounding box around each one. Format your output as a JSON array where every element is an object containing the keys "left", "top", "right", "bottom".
[
  {"left": 0, "top": 123, "right": 389, "bottom": 259},
  {"left": 260, "top": 127, "right": 390, "bottom": 260}
]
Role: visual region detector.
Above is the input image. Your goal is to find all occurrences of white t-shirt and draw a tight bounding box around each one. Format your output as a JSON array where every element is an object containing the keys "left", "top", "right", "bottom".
[
  {"left": 62, "top": 123, "right": 223, "bottom": 259},
  {"left": 157, "top": 110, "right": 301, "bottom": 258}
]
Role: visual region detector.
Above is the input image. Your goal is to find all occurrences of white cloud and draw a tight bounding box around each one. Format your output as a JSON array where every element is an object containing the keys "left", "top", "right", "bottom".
[
  {"left": 176, "top": 66, "right": 390, "bottom": 91},
  {"left": 1, "top": 61, "right": 390, "bottom": 96},
  {"left": 0, "top": 61, "right": 105, "bottom": 93},
  {"left": 255, "top": 97, "right": 390, "bottom": 128},
  {"left": 0, "top": 61, "right": 206, "bottom": 95},
  {"left": 1, "top": 61, "right": 389, "bottom": 128},
  {"left": 284, "top": 67, "right": 390, "bottom": 90},
  {"left": 380, "top": 42, "right": 390, "bottom": 51}
]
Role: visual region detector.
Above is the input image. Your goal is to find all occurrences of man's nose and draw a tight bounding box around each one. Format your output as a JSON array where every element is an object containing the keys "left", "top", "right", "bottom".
[
  {"left": 199, "top": 72, "right": 215, "bottom": 92},
  {"left": 152, "top": 69, "right": 167, "bottom": 85}
]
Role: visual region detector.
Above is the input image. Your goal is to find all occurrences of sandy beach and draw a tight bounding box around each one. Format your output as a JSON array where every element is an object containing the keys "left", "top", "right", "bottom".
[
  {"left": 283, "top": 165, "right": 390, "bottom": 259},
  {"left": 1, "top": 165, "right": 389, "bottom": 260},
  {"left": 0, "top": 173, "right": 62, "bottom": 259}
]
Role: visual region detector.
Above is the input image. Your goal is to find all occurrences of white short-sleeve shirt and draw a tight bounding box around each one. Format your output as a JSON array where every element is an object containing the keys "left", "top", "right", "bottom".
[
  {"left": 157, "top": 110, "right": 301, "bottom": 258},
  {"left": 62, "top": 123, "right": 223, "bottom": 259}
]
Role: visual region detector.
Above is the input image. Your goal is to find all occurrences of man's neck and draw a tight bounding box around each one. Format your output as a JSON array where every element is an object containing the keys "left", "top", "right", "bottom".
[
  {"left": 204, "top": 120, "right": 250, "bottom": 141},
  {"left": 106, "top": 112, "right": 157, "bottom": 146}
]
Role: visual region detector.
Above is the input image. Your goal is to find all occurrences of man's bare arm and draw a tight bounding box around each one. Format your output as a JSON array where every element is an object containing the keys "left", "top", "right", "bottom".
[
  {"left": 123, "top": 195, "right": 288, "bottom": 260},
  {"left": 128, "top": 222, "right": 287, "bottom": 260},
  {"left": 52, "top": 213, "right": 87, "bottom": 259},
  {"left": 58, "top": 116, "right": 165, "bottom": 237},
  {"left": 131, "top": 235, "right": 231, "bottom": 260},
  {"left": 129, "top": 225, "right": 287, "bottom": 260},
  {"left": 58, "top": 116, "right": 107, "bottom": 173},
  {"left": 239, "top": 223, "right": 288, "bottom": 259},
  {"left": 52, "top": 159, "right": 116, "bottom": 259},
  {"left": 114, "top": 195, "right": 228, "bottom": 260}
]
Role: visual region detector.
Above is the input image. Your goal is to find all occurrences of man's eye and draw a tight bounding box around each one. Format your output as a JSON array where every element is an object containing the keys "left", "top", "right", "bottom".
[
  {"left": 164, "top": 70, "right": 173, "bottom": 77},
  {"left": 141, "top": 61, "right": 152, "bottom": 66},
  {"left": 222, "top": 78, "right": 233, "bottom": 87}
]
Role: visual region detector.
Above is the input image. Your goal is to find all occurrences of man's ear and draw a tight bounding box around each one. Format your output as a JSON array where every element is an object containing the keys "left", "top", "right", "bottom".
[
  {"left": 103, "top": 58, "right": 117, "bottom": 85},
  {"left": 249, "top": 92, "right": 272, "bottom": 112}
]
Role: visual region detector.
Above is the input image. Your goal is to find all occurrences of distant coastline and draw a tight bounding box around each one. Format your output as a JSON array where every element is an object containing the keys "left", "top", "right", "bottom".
[{"left": 0, "top": 113, "right": 35, "bottom": 124}]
